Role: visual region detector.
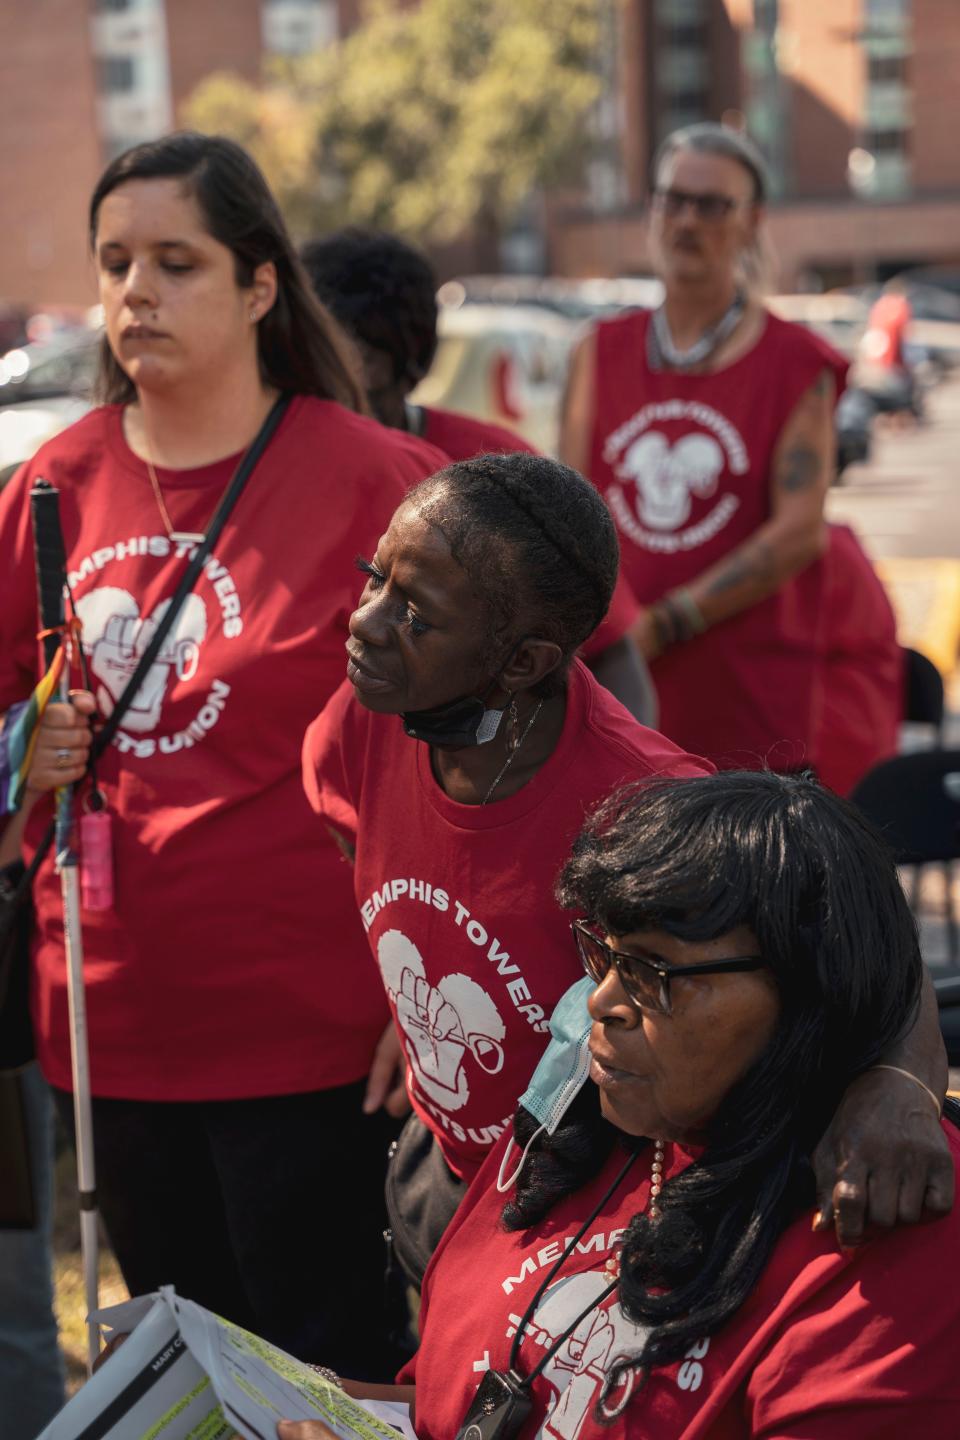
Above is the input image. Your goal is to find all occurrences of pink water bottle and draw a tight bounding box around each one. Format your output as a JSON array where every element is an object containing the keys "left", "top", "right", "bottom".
[{"left": 80, "top": 808, "right": 114, "bottom": 912}]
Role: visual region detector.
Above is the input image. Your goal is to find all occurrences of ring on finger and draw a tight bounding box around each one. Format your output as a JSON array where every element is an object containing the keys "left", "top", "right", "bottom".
[{"left": 55, "top": 748, "right": 73, "bottom": 769}]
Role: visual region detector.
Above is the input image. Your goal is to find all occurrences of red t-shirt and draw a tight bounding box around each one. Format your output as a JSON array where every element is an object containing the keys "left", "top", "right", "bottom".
[
  {"left": 810, "top": 524, "right": 902, "bottom": 796},
  {"left": 580, "top": 571, "right": 642, "bottom": 660},
  {"left": 588, "top": 310, "right": 831, "bottom": 771},
  {"left": 407, "top": 1123, "right": 960, "bottom": 1438},
  {"left": 0, "top": 396, "right": 443, "bottom": 1100},
  {"left": 420, "top": 405, "right": 538, "bottom": 462},
  {"left": 303, "top": 661, "right": 708, "bottom": 1178}
]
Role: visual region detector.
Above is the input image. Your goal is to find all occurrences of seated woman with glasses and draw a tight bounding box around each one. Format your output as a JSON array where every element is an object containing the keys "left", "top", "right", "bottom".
[{"left": 281, "top": 771, "right": 960, "bottom": 1440}]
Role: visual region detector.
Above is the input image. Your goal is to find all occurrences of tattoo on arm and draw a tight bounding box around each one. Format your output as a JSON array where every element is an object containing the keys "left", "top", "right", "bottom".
[
  {"left": 706, "top": 541, "right": 777, "bottom": 596},
  {"left": 777, "top": 444, "right": 822, "bottom": 493}
]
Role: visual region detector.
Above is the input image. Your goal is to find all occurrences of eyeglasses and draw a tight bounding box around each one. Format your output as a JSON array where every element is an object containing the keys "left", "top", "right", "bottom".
[
  {"left": 571, "top": 919, "right": 766, "bottom": 1017},
  {"left": 651, "top": 187, "right": 745, "bottom": 222}
]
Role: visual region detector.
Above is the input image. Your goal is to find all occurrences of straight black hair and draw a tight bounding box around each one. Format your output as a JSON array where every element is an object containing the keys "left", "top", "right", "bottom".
[
  {"left": 88, "top": 132, "right": 365, "bottom": 410},
  {"left": 505, "top": 770, "right": 923, "bottom": 1415},
  {"left": 301, "top": 227, "right": 439, "bottom": 386}
]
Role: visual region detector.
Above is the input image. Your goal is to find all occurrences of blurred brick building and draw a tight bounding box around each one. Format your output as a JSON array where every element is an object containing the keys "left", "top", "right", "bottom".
[
  {"left": 0, "top": 0, "right": 342, "bottom": 307},
  {"left": 552, "top": 0, "right": 960, "bottom": 288},
  {"left": 3, "top": 0, "right": 960, "bottom": 305}
]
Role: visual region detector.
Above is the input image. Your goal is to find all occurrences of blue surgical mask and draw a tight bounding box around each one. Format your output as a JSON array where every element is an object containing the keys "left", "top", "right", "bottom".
[{"left": 497, "top": 976, "right": 594, "bottom": 1193}]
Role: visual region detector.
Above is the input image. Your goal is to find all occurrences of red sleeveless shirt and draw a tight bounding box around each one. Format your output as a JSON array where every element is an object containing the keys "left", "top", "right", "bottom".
[{"left": 589, "top": 308, "right": 829, "bottom": 770}]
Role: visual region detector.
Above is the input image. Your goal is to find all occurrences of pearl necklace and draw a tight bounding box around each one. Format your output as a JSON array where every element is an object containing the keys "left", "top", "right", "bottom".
[{"left": 603, "top": 1136, "right": 665, "bottom": 1282}]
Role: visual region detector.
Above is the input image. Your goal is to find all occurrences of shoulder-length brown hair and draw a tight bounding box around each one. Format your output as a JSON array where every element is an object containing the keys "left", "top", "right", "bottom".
[{"left": 88, "top": 131, "right": 365, "bottom": 411}]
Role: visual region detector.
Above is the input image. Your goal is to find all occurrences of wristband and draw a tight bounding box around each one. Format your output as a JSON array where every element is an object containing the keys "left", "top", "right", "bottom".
[
  {"left": 671, "top": 586, "right": 707, "bottom": 636},
  {"left": 309, "top": 1364, "right": 342, "bottom": 1387},
  {"left": 870, "top": 1064, "right": 943, "bottom": 1117},
  {"left": 649, "top": 603, "right": 676, "bottom": 653},
  {"left": 660, "top": 595, "right": 688, "bottom": 643}
]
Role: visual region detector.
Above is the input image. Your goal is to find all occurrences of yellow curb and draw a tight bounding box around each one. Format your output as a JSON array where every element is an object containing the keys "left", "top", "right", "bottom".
[{"left": 875, "top": 557, "right": 960, "bottom": 677}]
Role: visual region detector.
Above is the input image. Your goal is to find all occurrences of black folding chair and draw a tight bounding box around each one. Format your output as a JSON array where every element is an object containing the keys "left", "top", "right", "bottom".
[
  {"left": 903, "top": 645, "right": 945, "bottom": 739},
  {"left": 851, "top": 749, "right": 960, "bottom": 964}
]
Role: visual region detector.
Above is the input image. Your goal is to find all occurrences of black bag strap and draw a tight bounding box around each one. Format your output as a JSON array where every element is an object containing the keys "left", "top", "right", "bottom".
[
  {"left": 3, "top": 393, "right": 292, "bottom": 907},
  {"left": 93, "top": 393, "right": 292, "bottom": 757}
]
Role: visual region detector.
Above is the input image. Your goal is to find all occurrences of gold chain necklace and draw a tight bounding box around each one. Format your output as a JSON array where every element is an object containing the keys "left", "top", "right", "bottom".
[
  {"left": 140, "top": 428, "right": 236, "bottom": 546},
  {"left": 481, "top": 699, "right": 544, "bottom": 805}
]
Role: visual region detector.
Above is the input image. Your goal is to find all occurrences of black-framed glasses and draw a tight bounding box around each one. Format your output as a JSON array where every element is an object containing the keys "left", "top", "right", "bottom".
[
  {"left": 651, "top": 187, "right": 743, "bottom": 221},
  {"left": 571, "top": 919, "right": 766, "bottom": 1016}
]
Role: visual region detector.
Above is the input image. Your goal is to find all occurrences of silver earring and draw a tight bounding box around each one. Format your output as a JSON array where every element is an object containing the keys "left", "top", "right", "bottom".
[
  {"left": 506, "top": 695, "right": 521, "bottom": 751},
  {"left": 250, "top": 309, "right": 258, "bottom": 322}
]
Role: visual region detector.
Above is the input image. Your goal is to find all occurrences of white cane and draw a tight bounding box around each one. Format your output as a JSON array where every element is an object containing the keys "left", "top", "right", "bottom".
[{"left": 30, "top": 479, "right": 101, "bottom": 1372}]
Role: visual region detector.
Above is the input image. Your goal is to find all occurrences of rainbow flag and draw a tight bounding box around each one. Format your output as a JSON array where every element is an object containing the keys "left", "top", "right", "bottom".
[{"left": 1, "top": 640, "right": 69, "bottom": 814}]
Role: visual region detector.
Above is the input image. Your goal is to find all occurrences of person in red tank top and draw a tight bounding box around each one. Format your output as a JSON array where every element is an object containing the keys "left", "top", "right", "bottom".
[
  {"left": 562, "top": 124, "right": 838, "bottom": 771},
  {"left": 301, "top": 227, "right": 657, "bottom": 723}
]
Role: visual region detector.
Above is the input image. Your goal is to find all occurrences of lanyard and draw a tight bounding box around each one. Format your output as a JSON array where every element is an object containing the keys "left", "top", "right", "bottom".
[{"left": 507, "top": 1147, "right": 640, "bottom": 1384}]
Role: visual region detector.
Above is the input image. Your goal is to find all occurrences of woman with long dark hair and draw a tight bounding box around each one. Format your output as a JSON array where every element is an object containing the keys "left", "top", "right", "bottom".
[
  {"left": 0, "top": 132, "right": 443, "bottom": 1377},
  {"left": 282, "top": 772, "right": 960, "bottom": 1438}
]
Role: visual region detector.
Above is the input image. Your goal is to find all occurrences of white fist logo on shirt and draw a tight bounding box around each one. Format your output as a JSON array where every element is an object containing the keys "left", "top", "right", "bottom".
[
  {"left": 616, "top": 431, "right": 724, "bottom": 532},
  {"left": 377, "top": 929, "right": 506, "bottom": 1112},
  {"left": 528, "top": 1272, "right": 650, "bottom": 1438},
  {"left": 75, "top": 588, "right": 207, "bottom": 733}
]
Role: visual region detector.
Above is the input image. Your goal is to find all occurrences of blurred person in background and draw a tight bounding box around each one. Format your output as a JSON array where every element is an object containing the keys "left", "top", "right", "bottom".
[
  {"left": 301, "top": 227, "right": 657, "bottom": 725},
  {"left": 301, "top": 227, "right": 540, "bottom": 461},
  {"left": 0, "top": 132, "right": 443, "bottom": 1383},
  {"left": 859, "top": 277, "right": 920, "bottom": 421},
  {"left": 561, "top": 123, "right": 839, "bottom": 773}
]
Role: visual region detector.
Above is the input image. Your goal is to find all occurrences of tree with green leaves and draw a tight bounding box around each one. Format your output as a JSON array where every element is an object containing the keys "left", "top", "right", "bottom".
[{"left": 183, "top": 0, "right": 601, "bottom": 244}]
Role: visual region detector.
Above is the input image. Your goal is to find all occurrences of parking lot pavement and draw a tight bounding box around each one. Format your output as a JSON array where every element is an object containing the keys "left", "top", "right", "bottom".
[{"left": 827, "top": 373, "right": 960, "bottom": 674}]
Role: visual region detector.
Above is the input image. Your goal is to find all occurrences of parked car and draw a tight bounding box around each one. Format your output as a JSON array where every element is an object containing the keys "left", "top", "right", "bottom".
[
  {"left": 0, "top": 328, "right": 99, "bottom": 481},
  {"left": 438, "top": 274, "right": 663, "bottom": 322},
  {"left": 766, "top": 293, "right": 868, "bottom": 360},
  {"left": 411, "top": 301, "right": 576, "bottom": 454},
  {"left": 834, "top": 386, "right": 876, "bottom": 478}
]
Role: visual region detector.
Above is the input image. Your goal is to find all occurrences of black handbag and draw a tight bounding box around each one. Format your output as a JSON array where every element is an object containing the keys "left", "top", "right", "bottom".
[
  {"left": 384, "top": 1113, "right": 468, "bottom": 1288},
  {"left": 0, "top": 394, "right": 291, "bottom": 1228},
  {"left": 0, "top": 858, "right": 38, "bottom": 1228}
]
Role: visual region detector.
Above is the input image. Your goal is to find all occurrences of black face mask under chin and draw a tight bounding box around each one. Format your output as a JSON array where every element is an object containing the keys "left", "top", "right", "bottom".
[
  {"left": 401, "top": 691, "right": 507, "bottom": 748},
  {"left": 401, "top": 638, "right": 532, "bottom": 748}
]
